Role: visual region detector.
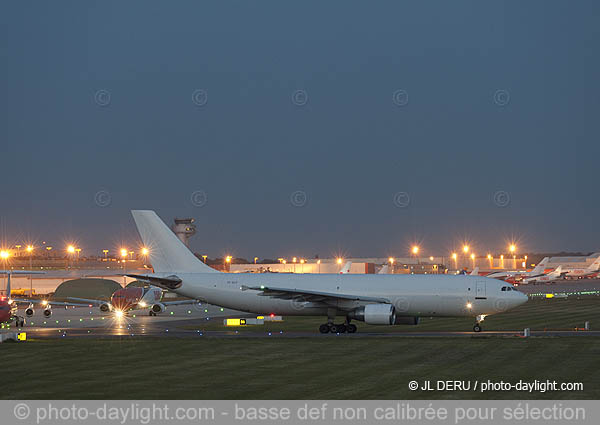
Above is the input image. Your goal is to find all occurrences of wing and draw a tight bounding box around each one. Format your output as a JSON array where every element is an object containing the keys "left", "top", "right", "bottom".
[
  {"left": 125, "top": 274, "right": 182, "bottom": 290},
  {"left": 161, "top": 299, "right": 200, "bottom": 306},
  {"left": 65, "top": 297, "right": 108, "bottom": 306},
  {"left": 242, "top": 285, "right": 390, "bottom": 304},
  {"left": 12, "top": 298, "right": 89, "bottom": 307}
]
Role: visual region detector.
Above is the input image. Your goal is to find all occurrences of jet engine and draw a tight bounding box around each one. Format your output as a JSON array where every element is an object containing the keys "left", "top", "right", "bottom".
[
  {"left": 25, "top": 305, "right": 34, "bottom": 317},
  {"left": 151, "top": 303, "right": 166, "bottom": 314},
  {"left": 349, "top": 304, "right": 396, "bottom": 325},
  {"left": 394, "top": 316, "right": 420, "bottom": 326},
  {"left": 99, "top": 302, "right": 112, "bottom": 313},
  {"left": 43, "top": 307, "right": 52, "bottom": 317}
]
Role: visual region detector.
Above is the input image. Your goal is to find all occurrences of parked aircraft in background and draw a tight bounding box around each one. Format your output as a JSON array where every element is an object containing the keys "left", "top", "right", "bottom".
[
  {"left": 560, "top": 256, "right": 600, "bottom": 279},
  {"left": 521, "top": 266, "right": 563, "bottom": 284},
  {"left": 339, "top": 261, "right": 352, "bottom": 274},
  {"left": 1, "top": 270, "right": 81, "bottom": 324},
  {"left": 378, "top": 264, "right": 389, "bottom": 274},
  {"left": 69, "top": 285, "right": 199, "bottom": 316},
  {"left": 486, "top": 257, "right": 549, "bottom": 280}
]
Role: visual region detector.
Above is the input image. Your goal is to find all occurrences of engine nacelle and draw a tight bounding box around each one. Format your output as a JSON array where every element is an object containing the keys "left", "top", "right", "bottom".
[
  {"left": 43, "top": 308, "right": 52, "bottom": 318},
  {"left": 25, "top": 306, "right": 35, "bottom": 317},
  {"left": 349, "top": 304, "right": 396, "bottom": 325},
  {"left": 99, "top": 303, "right": 112, "bottom": 313},
  {"left": 394, "top": 316, "right": 420, "bottom": 326},
  {"left": 151, "top": 303, "right": 166, "bottom": 314}
]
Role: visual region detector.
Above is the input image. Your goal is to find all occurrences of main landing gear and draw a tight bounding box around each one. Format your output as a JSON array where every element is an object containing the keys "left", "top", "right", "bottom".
[
  {"left": 318, "top": 311, "right": 357, "bottom": 334},
  {"left": 473, "top": 323, "right": 482, "bottom": 332},
  {"left": 13, "top": 316, "right": 25, "bottom": 327},
  {"left": 318, "top": 323, "right": 357, "bottom": 334}
]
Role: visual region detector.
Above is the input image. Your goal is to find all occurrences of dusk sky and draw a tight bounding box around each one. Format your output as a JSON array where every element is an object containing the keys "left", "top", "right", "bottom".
[{"left": 1, "top": 1, "right": 599, "bottom": 259}]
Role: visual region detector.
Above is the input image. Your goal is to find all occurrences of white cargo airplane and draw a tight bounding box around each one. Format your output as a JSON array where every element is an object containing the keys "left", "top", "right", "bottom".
[
  {"left": 521, "top": 266, "right": 563, "bottom": 284},
  {"left": 560, "top": 256, "right": 600, "bottom": 279},
  {"left": 127, "top": 210, "right": 528, "bottom": 333}
]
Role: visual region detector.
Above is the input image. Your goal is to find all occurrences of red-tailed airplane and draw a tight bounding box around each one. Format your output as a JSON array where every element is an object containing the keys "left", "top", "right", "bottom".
[
  {"left": 0, "top": 295, "right": 18, "bottom": 326},
  {"left": 68, "top": 284, "right": 200, "bottom": 317}
]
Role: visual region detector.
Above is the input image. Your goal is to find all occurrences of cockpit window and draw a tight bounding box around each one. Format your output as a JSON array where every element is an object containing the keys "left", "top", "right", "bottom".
[{"left": 501, "top": 286, "right": 507, "bottom": 291}]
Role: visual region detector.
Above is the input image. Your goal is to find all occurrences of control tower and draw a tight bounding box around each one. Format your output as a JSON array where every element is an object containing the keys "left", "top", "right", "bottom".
[{"left": 171, "top": 218, "right": 197, "bottom": 247}]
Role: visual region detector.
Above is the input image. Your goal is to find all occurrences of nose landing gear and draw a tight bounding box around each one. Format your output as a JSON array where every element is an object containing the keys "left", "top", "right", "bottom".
[{"left": 473, "top": 314, "right": 487, "bottom": 332}]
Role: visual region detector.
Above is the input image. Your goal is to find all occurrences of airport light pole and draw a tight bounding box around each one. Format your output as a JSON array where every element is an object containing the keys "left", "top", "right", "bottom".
[
  {"left": 67, "top": 245, "right": 75, "bottom": 268},
  {"left": 412, "top": 246, "right": 419, "bottom": 265},
  {"left": 1, "top": 250, "right": 9, "bottom": 292},
  {"left": 120, "top": 248, "right": 128, "bottom": 286},
  {"left": 317, "top": 259, "right": 321, "bottom": 274},
  {"left": 102, "top": 249, "right": 109, "bottom": 261},
  {"left": 509, "top": 244, "right": 517, "bottom": 269},
  {"left": 27, "top": 245, "right": 34, "bottom": 296}
]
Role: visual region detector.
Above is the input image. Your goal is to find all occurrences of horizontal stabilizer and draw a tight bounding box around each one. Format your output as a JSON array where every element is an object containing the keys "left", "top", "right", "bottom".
[{"left": 126, "top": 273, "right": 183, "bottom": 290}]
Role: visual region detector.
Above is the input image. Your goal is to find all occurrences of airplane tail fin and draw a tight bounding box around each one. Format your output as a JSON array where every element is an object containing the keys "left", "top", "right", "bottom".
[
  {"left": 340, "top": 261, "right": 352, "bottom": 274},
  {"left": 531, "top": 257, "right": 549, "bottom": 275},
  {"left": 131, "top": 210, "right": 218, "bottom": 274},
  {"left": 587, "top": 256, "right": 600, "bottom": 271},
  {"left": 378, "top": 264, "right": 389, "bottom": 274},
  {"left": 469, "top": 267, "right": 479, "bottom": 276}
]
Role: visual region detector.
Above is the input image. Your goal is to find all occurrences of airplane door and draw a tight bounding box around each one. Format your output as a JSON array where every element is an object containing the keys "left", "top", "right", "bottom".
[{"left": 476, "top": 281, "right": 486, "bottom": 298}]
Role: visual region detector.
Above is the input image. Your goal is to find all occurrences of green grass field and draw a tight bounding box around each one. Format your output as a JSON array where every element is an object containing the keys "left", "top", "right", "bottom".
[{"left": 1, "top": 297, "right": 599, "bottom": 400}]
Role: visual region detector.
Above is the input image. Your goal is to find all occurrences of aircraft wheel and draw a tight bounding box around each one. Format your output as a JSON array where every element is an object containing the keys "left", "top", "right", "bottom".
[
  {"left": 149, "top": 311, "right": 155, "bottom": 316},
  {"left": 319, "top": 324, "right": 330, "bottom": 334},
  {"left": 473, "top": 324, "right": 482, "bottom": 332},
  {"left": 347, "top": 324, "right": 357, "bottom": 333},
  {"left": 329, "top": 324, "right": 339, "bottom": 333},
  {"left": 337, "top": 324, "right": 347, "bottom": 333}
]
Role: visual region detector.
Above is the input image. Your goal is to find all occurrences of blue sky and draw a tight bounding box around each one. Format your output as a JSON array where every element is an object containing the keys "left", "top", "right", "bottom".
[{"left": 1, "top": 1, "right": 599, "bottom": 259}]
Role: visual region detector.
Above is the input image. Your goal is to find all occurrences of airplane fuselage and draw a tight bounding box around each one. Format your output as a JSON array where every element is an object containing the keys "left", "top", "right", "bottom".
[{"left": 166, "top": 273, "right": 526, "bottom": 318}]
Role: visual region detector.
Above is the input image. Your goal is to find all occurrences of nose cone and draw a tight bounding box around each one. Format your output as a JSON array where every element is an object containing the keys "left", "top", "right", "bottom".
[{"left": 516, "top": 291, "right": 528, "bottom": 306}]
